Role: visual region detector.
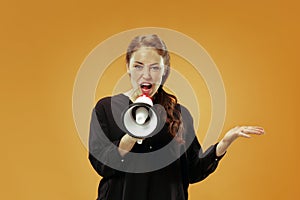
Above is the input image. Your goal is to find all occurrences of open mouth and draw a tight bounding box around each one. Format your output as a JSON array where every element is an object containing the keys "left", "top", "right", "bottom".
[
  {"left": 140, "top": 83, "right": 153, "bottom": 90},
  {"left": 140, "top": 83, "right": 153, "bottom": 95}
]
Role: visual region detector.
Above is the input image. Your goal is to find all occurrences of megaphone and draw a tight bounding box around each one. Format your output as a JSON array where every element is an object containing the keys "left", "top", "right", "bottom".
[{"left": 122, "top": 95, "right": 160, "bottom": 144}]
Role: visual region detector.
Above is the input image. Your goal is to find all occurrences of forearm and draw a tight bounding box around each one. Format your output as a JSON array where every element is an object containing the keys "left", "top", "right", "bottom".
[{"left": 216, "top": 137, "right": 235, "bottom": 157}]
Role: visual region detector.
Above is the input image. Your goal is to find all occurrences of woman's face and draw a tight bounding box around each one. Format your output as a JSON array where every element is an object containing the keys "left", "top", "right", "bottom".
[{"left": 127, "top": 47, "right": 165, "bottom": 98}]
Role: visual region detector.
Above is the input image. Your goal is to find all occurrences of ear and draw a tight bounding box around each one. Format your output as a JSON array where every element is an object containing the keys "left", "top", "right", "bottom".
[
  {"left": 126, "top": 63, "right": 131, "bottom": 75},
  {"left": 163, "top": 65, "right": 169, "bottom": 76}
]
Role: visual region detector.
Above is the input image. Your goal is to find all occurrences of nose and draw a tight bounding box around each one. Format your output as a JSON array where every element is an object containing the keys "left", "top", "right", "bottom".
[{"left": 142, "top": 67, "right": 151, "bottom": 80}]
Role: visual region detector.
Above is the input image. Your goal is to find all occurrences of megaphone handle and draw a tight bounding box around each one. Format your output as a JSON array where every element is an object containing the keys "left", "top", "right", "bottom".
[{"left": 137, "top": 139, "right": 143, "bottom": 144}]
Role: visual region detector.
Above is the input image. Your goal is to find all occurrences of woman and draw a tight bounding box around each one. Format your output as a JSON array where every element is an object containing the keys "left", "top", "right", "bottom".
[{"left": 88, "top": 34, "right": 265, "bottom": 200}]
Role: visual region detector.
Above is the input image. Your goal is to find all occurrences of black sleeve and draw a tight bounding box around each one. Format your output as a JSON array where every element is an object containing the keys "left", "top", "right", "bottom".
[
  {"left": 181, "top": 106, "right": 225, "bottom": 183},
  {"left": 187, "top": 139, "right": 225, "bottom": 183},
  {"left": 88, "top": 102, "right": 125, "bottom": 178}
]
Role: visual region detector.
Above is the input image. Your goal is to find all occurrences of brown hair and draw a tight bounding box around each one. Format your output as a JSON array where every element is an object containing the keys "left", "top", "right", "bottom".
[{"left": 126, "top": 34, "right": 184, "bottom": 143}]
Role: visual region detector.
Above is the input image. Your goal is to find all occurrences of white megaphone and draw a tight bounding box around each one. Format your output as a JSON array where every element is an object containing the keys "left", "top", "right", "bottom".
[{"left": 122, "top": 95, "right": 160, "bottom": 144}]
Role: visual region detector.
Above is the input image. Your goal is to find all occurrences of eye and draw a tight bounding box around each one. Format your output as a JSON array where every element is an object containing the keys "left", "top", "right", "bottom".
[
  {"left": 150, "top": 66, "right": 161, "bottom": 71},
  {"left": 134, "top": 65, "right": 143, "bottom": 70}
]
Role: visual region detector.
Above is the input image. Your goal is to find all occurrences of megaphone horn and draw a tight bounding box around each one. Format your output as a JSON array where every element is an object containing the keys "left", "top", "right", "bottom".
[{"left": 122, "top": 95, "right": 160, "bottom": 144}]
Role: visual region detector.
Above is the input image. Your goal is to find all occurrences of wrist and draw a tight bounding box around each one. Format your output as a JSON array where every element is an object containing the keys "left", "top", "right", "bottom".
[
  {"left": 222, "top": 134, "right": 238, "bottom": 145},
  {"left": 216, "top": 139, "right": 231, "bottom": 157},
  {"left": 124, "top": 134, "right": 137, "bottom": 143}
]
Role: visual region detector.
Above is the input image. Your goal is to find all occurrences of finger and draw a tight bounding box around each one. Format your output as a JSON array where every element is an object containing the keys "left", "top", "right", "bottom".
[
  {"left": 241, "top": 126, "right": 256, "bottom": 130},
  {"left": 250, "top": 128, "right": 265, "bottom": 134},
  {"left": 244, "top": 130, "right": 264, "bottom": 135},
  {"left": 243, "top": 126, "right": 265, "bottom": 134},
  {"left": 249, "top": 126, "right": 263, "bottom": 129},
  {"left": 239, "top": 132, "right": 251, "bottom": 138},
  {"left": 254, "top": 129, "right": 265, "bottom": 134},
  {"left": 247, "top": 126, "right": 265, "bottom": 132}
]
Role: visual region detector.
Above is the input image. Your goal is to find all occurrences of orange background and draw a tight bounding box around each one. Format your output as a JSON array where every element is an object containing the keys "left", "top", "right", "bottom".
[{"left": 1, "top": 0, "right": 299, "bottom": 199}]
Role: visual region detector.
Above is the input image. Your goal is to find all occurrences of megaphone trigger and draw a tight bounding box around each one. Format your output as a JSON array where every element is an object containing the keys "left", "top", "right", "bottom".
[{"left": 137, "top": 139, "right": 143, "bottom": 144}]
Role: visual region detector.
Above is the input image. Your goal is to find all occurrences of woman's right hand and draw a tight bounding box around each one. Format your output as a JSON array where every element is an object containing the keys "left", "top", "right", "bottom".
[{"left": 118, "top": 134, "right": 140, "bottom": 157}]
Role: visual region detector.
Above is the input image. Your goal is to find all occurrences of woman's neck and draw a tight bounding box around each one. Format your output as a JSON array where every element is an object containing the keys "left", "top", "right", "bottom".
[{"left": 123, "top": 89, "right": 137, "bottom": 102}]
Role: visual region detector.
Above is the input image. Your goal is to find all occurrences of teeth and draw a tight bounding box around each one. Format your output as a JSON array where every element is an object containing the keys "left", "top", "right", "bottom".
[
  {"left": 141, "top": 83, "right": 151, "bottom": 86},
  {"left": 140, "top": 83, "right": 152, "bottom": 89}
]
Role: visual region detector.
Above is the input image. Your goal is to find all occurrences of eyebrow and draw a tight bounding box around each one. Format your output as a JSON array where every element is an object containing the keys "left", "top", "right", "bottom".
[{"left": 134, "top": 61, "right": 159, "bottom": 66}]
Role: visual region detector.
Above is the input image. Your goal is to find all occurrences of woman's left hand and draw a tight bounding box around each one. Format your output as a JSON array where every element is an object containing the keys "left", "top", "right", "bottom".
[
  {"left": 223, "top": 126, "right": 265, "bottom": 143},
  {"left": 216, "top": 126, "right": 265, "bottom": 157}
]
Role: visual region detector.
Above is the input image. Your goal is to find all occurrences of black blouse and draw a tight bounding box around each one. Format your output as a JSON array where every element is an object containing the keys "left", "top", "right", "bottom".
[{"left": 88, "top": 94, "right": 225, "bottom": 200}]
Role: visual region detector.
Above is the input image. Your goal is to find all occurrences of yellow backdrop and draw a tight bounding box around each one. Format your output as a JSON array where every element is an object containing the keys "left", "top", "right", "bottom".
[{"left": 1, "top": 0, "right": 299, "bottom": 199}]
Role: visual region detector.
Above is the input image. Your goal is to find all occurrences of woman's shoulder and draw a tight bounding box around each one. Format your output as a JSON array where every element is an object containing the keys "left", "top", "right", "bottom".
[
  {"left": 176, "top": 103, "right": 192, "bottom": 115},
  {"left": 175, "top": 103, "right": 194, "bottom": 126},
  {"left": 95, "top": 93, "right": 130, "bottom": 109}
]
